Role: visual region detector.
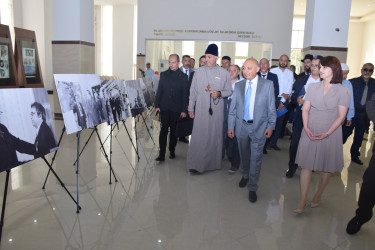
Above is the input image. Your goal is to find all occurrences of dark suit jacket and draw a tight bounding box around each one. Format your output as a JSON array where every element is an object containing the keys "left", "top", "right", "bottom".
[
  {"left": 258, "top": 72, "right": 280, "bottom": 108},
  {"left": 155, "top": 68, "right": 189, "bottom": 113},
  {"left": 291, "top": 74, "right": 310, "bottom": 118},
  {"left": 73, "top": 102, "right": 87, "bottom": 129},
  {"left": 367, "top": 93, "right": 375, "bottom": 153},
  {"left": 34, "top": 121, "right": 57, "bottom": 158},
  {"left": 0, "top": 123, "right": 35, "bottom": 171}
]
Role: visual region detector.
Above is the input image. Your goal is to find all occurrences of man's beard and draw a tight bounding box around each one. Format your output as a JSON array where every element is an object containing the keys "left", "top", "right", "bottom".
[{"left": 279, "top": 63, "right": 287, "bottom": 68}]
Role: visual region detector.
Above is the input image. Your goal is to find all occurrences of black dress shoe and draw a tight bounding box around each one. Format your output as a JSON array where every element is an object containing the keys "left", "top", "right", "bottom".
[
  {"left": 285, "top": 169, "right": 296, "bottom": 178},
  {"left": 351, "top": 157, "right": 364, "bottom": 165},
  {"left": 169, "top": 152, "right": 175, "bottom": 159},
  {"left": 270, "top": 144, "right": 280, "bottom": 151},
  {"left": 346, "top": 216, "right": 365, "bottom": 235},
  {"left": 179, "top": 137, "right": 189, "bottom": 143},
  {"left": 249, "top": 191, "right": 257, "bottom": 203},
  {"left": 239, "top": 177, "right": 249, "bottom": 188},
  {"left": 155, "top": 156, "right": 165, "bottom": 161}
]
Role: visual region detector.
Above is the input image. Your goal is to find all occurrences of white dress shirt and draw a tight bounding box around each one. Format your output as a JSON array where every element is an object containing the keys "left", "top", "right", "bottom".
[
  {"left": 244, "top": 75, "right": 258, "bottom": 120},
  {"left": 270, "top": 67, "right": 293, "bottom": 103}
]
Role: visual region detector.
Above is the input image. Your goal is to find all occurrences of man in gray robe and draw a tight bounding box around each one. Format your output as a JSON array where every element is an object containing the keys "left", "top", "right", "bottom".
[{"left": 187, "top": 44, "right": 232, "bottom": 173}]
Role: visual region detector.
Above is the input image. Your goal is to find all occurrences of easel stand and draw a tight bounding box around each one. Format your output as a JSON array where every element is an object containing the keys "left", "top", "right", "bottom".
[
  {"left": 121, "top": 120, "right": 140, "bottom": 161},
  {"left": 73, "top": 126, "right": 117, "bottom": 184},
  {"left": 138, "top": 113, "right": 156, "bottom": 147},
  {"left": 0, "top": 170, "right": 10, "bottom": 244}
]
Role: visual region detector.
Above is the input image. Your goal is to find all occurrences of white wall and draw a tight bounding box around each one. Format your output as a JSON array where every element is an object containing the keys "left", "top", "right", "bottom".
[
  {"left": 347, "top": 21, "right": 364, "bottom": 79},
  {"left": 304, "top": 0, "right": 351, "bottom": 48},
  {"left": 138, "top": 0, "right": 294, "bottom": 59}
]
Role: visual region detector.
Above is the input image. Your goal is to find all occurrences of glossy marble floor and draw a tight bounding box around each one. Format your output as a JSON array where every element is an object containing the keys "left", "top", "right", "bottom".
[{"left": 0, "top": 113, "right": 374, "bottom": 250}]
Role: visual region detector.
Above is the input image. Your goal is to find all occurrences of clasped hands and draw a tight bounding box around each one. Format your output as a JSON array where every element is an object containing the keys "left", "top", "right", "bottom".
[
  {"left": 304, "top": 127, "right": 329, "bottom": 140},
  {"left": 155, "top": 108, "right": 186, "bottom": 118}
]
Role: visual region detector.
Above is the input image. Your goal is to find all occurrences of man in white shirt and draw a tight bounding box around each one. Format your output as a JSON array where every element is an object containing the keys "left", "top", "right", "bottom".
[{"left": 269, "top": 54, "right": 294, "bottom": 150}]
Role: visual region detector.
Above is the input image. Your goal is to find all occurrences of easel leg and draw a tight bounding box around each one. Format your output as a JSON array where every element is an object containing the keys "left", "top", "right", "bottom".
[
  {"left": 0, "top": 170, "right": 10, "bottom": 244},
  {"left": 122, "top": 120, "right": 140, "bottom": 161},
  {"left": 140, "top": 113, "right": 156, "bottom": 145},
  {"left": 76, "top": 132, "right": 80, "bottom": 214},
  {"left": 43, "top": 126, "right": 66, "bottom": 189},
  {"left": 73, "top": 128, "right": 96, "bottom": 166},
  {"left": 94, "top": 127, "right": 118, "bottom": 184},
  {"left": 41, "top": 157, "right": 81, "bottom": 210}
]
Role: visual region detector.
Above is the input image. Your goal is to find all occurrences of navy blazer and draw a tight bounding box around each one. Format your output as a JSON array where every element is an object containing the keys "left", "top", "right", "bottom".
[
  {"left": 349, "top": 77, "right": 375, "bottom": 112},
  {"left": 258, "top": 71, "right": 280, "bottom": 108}
]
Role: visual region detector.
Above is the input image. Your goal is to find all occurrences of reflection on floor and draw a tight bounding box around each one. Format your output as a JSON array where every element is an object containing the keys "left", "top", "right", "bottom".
[{"left": 0, "top": 114, "right": 374, "bottom": 250}]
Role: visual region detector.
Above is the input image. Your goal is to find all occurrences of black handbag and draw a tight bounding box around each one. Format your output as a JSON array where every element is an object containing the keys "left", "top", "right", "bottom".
[{"left": 175, "top": 117, "right": 194, "bottom": 137}]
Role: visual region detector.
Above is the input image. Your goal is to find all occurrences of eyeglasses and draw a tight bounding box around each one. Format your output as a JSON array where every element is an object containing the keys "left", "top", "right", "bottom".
[{"left": 362, "top": 68, "right": 374, "bottom": 73}]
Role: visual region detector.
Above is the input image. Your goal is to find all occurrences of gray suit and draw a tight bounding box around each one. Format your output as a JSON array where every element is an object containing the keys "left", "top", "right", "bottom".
[{"left": 228, "top": 76, "right": 276, "bottom": 191}]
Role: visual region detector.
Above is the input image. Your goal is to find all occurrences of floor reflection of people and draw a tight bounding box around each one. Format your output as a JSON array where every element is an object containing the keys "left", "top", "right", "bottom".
[
  {"left": 30, "top": 102, "right": 57, "bottom": 157},
  {"left": 0, "top": 108, "right": 35, "bottom": 171}
]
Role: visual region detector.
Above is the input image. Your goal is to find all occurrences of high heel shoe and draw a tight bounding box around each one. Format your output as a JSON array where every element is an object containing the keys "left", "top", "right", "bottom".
[
  {"left": 310, "top": 202, "right": 320, "bottom": 208},
  {"left": 293, "top": 201, "right": 310, "bottom": 214}
]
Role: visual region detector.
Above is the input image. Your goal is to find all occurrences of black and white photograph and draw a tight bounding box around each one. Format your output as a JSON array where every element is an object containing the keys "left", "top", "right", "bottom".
[
  {"left": 125, "top": 79, "right": 147, "bottom": 117},
  {"left": 0, "top": 44, "right": 10, "bottom": 79},
  {"left": 0, "top": 88, "right": 58, "bottom": 173},
  {"left": 152, "top": 74, "right": 160, "bottom": 94},
  {"left": 54, "top": 74, "right": 108, "bottom": 134},
  {"left": 139, "top": 77, "right": 155, "bottom": 108},
  {"left": 100, "top": 79, "right": 130, "bottom": 125}
]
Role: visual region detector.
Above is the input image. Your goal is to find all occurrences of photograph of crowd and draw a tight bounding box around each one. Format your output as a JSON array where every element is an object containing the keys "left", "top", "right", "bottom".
[
  {"left": 54, "top": 74, "right": 108, "bottom": 134},
  {"left": 100, "top": 79, "right": 130, "bottom": 125},
  {"left": 0, "top": 88, "right": 58, "bottom": 172},
  {"left": 0, "top": 43, "right": 10, "bottom": 79},
  {"left": 125, "top": 80, "right": 147, "bottom": 117}
]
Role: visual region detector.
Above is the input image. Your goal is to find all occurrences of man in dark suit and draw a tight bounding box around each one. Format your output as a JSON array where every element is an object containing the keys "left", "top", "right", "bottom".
[
  {"left": 258, "top": 58, "right": 280, "bottom": 154},
  {"left": 298, "top": 54, "right": 313, "bottom": 78},
  {"left": 179, "top": 55, "right": 193, "bottom": 143},
  {"left": 155, "top": 54, "right": 189, "bottom": 161},
  {"left": 30, "top": 102, "right": 57, "bottom": 158},
  {"left": 0, "top": 109, "right": 35, "bottom": 171},
  {"left": 347, "top": 92, "right": 375, "bottom": 234},
  {"left": 285, "top": 57, "right": 321, "bottom": 178},
  {"left": 73, "top": 94, "right": 87, "bottom": 130},
  {"left": 343, "top": 63, "right": 375, "bottom": 165},
  {"left": 228, "top": 58, "right": 276, "bottom": 203}
]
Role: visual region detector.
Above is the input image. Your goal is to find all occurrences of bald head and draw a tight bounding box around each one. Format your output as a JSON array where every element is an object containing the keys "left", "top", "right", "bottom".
[
  {"left": 242, "top": 58, "right": 260, "bottom": 81},
  {"left": 259, "top": 58, "right": 270, "bottom": 74}
]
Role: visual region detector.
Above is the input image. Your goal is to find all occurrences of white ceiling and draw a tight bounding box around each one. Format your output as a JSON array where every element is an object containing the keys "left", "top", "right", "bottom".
[{"left": 294, "top": 0, "right": 375, "bottom": 18}]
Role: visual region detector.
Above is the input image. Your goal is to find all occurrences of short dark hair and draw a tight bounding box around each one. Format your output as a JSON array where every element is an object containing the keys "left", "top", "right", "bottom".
[
  {"left": 222, "top": 56, "right": 231, "bottom": 62},
  {"left": 169, "top": 54, "right": 180, "bottom": 62},
  {"left": 320, "top": 56, "right": 343, "bottom": 84},
  {"left": 31, "top": 102, "right": 46, "bottom": 122},
  {"left": 199, "top": 55, "right": 205, "bottom": 60},
  {"left": 182, "top": 55, "right": 191, "bottom": 60}
]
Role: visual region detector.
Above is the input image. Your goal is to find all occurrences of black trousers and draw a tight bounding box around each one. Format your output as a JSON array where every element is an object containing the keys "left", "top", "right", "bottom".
[
  {"left": 343, "top": 112, "right": 366, "bottom": 158},
  {"left": 159, "top": 111, "right": 180, "bottom": 157},
  {"left": 288, "top": 111, "right": 303, "bottom": 172},
  {"left": 355, "top": 145, "right": 375, "bottom": 223}
]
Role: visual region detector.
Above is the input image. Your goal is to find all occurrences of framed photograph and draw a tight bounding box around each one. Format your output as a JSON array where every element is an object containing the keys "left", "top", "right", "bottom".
[
  {"left": 139, "top": 77, "right": 155, "bottom": 108},
  {"left": 14, "top": 27, "right": 43, "bottom": 87},
  {"left": 125, "top": 80, "right": 147, "bottom": 117},
  {"left": 54, "top": 74, "right": 109, "bottom": 134},
  {"left": 0, "top": 24, "right": 18, "bottom": 87},
  {"left": 100, "top": 79, "right": 130, "bottom": 125},
  {"left": 0, "top": 88, "right": 58, "bottom": 173}
]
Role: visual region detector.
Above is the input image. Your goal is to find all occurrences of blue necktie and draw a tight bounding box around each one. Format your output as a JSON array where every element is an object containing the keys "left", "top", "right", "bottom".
[{"left": 244, "top": 81, "right": 252, "bottom": 121}]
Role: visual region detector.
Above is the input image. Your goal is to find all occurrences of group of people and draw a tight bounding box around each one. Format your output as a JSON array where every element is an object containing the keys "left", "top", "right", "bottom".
[{"left": 154, "top": 43, "right": 375, "bottom": 234}]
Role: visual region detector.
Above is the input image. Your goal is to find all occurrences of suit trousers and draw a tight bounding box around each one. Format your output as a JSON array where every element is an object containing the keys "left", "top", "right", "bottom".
[
  {"left": 237, "top": 121, "right": 266, "bottom": 191},
  {"left": 270, "top": 113, "right": 286, "bottom": 146},
  {"left": 159, "top": 111, "right": 180, "bottom": 157},
  {"left": 343, "top": 112, "right": 366, "bottom": 158},
  {"left": 288, "top": 111, "right": 303, "bottom": 172},
  {"left": 356, "top": 145, "right": 375, "bottom": 223}
]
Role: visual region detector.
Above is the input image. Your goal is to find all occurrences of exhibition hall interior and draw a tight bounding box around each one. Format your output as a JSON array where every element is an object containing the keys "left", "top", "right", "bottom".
[{"left": 0, "top": 0, "right": 375, "bottom": 249}]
